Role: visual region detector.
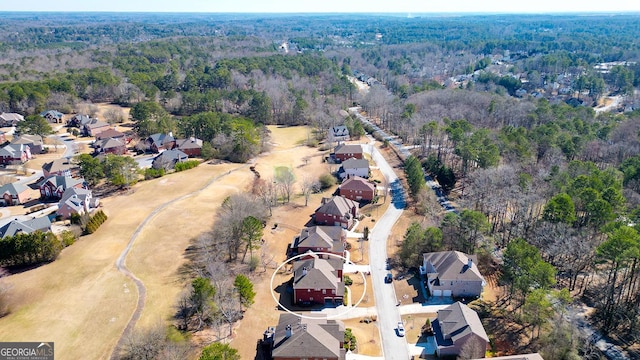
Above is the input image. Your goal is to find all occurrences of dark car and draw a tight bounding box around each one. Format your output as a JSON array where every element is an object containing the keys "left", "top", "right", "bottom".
[{"left": 385, "top": 273, "right": 393, "bottom": 283}]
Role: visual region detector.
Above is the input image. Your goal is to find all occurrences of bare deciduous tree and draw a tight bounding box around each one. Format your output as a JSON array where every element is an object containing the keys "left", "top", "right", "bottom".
[{"left": 300, "top": 176, "right": 319, "bottom": 206}]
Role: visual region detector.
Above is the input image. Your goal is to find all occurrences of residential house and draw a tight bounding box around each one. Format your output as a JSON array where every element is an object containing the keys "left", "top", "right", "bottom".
[
  {"left": 175, "top": 137, "right": 203, "bottom": 157},
  {"left": 262, "top": 313, "right": 346, "bottom": 360},
  {"left": 42, "top": 158, "right": 80, "bottom": 178},
  {"left": 146, "top": 133, "right": 176, "bottom": 153},
  {"left": 94, "top": 138, "right": 127, "bottom": 155},
  {"left": 420, "top": 251, "right": 486, "bottom": 298},
  {"left": 434, "top": 302, "right": 489, "bottom": 358},
  {"left": 471, "top": 354, "right": 544, "bottom": 360},
  {"left": 95, "top": 128, "right": 125, "bottom": 141},
  {"left": 292, "top": 255, "right": 344, "bottom": 305},
  {"left": 0, "top": 112, "right": 24, "bottom": 127},
  {"left": 0, "top": 144, "right": 32, "bottom": 165},
  {"left": 83, "top": 119, "right": 110, "bottom": 137},
  {"left": 39, "top": 175, "right": 85, "bottom": 199},
  {"left": 0, "top": 183, "right": 32, "bottom": 206},
  {"left": 0, "top": 216, "right": 52, "bottom": 238},
  {"left": 339, "top": 176, "right": 375, "bottom": 201},
  {"left": 328, "top": 125, "right": 350, "bottom": 143},
  {"left": 152, "top": 149, "right": 188, "bottom": 171},
  {"left": 40, "top": 110, "right": 64, "bottom": 123},
  {"left": 290, "top": 226, "right": 346, "bottom": 258},
  {"left": 339, "top": 158, "right": 369, "bottom": 179},
  {"left": 333, "top": 144, "right": 363, "bottom": 162},
  {"left": 57, "top": 188, "right": 98, "bottom": 220},
  {"left": 315, "top": 196, "right": 359, "bottom": 229},
  {"left": 11, "top": 134, "right": 43, "bottom": 154},
  {"left": 68, "top": 114, "right": 93, "bottom": 128}
]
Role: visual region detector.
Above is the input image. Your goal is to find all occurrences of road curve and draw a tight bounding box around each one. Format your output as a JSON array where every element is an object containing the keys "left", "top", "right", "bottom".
[{"left": 110, "top": 165, "right": 247, "bottom": 359}]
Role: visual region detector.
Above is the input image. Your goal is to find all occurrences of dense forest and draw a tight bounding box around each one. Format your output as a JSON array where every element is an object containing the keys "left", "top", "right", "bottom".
[{"left": 2, "top": 11, "right": 640, "bottom": 359}]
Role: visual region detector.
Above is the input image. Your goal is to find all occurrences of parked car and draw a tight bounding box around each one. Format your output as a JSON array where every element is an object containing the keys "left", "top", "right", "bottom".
[
  {"left": 385, "top": 273, "right": 393, "bottom": 283},
  {"left": 397, "top": 322, "right": 405, "bottom": 337}
]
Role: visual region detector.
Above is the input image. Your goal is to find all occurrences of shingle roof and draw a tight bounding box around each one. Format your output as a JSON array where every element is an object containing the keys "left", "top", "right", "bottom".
[
  {"left": 42, "top": 158, "right": 78, "bottom": 174},
  {"left": 341, "top": 158, "right": 369, "bottom": 170},
  {"left": 423, "top": 251, "right": 484, "bottom": 283},
  {"left": 40, "top": 110, "right": 63, "bottom": 119},
  {"left": 0, "top": 144, "right": 26, "bottom": 158},
  {"left": 95, "top": 128, "right": 125, "bottom": 140},
  {"left": 292, "top": 226, "right": 345, "bottom": 253},
  {"left": 175, "top": 137, "right": 203, "bottom": 150},
  {"left": 12, "top": 134, "right": 43, "bottom": 146},
  {"left": 436, "top": 302, "right": 489, "bottom": 344},
  {"left": 39, "top": 175, "right": 84, "bottom": 190},
  {"left": 330, "top": 125, "right": 349, "bottom": 136},
  {"left": 0, "top": 113, "right": 24, "bottom": 122},
  {"left": 85, "top": 119, "right": 109, "bottom": 129},
  {"left": 60, "top": 187, "right": 92, "bottom": 204},
  {"left": 0, "top": 182, "right": 29, "bottom": 196},
  {"left": 293, "top": 256, "right": 343, "bottom": 295},
  {"left": 271, "top": 313, "right": 345, "bottom": 359},
  {"left": 148, "top": 133, "right": 175, "bottom": 147},
  {"left": 334, "top": 144, "right": 362, "bottom": 155},
  {"left": 340, "top": 176, "right": 375, "bottom": 192},
  {"left": 0, "top": 216, "right": 52, "bottom": 238},
  {"left": 316, "top": 196, "right": 358, "bottom": 218},
  {"left": 96, "top": 137, "right": 125, "bottom": 150}
]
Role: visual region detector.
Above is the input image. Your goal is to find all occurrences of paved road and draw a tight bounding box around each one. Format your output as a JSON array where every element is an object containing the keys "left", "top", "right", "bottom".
[{"left": 362, "top": 141, "right": 409, "bottom": 359}]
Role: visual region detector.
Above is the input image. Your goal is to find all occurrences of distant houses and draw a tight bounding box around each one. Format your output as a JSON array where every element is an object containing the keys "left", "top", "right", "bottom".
[
  {"left": 0, "top": 216, "right": 52, "bottom": 238},
  {"left": 328, "top": 125, "right": 350, "bottom": 143}
]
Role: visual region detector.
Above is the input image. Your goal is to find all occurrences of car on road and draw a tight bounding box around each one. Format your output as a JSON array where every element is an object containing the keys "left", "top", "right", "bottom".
[
  {"left": 397, "top": 322, "right": 405, "bottom": 337},
  {"left": 385, "top": 273, "right": 393, "bottom": 283}
]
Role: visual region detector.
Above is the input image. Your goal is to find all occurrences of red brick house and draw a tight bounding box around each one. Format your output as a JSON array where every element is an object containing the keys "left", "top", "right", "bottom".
[
  {"left": 146, "top": 133, "right": 176, "bottom": 153},
  {"left": 95, "top": 128, "right": 125, "bottom": 141},
  {"left": 290, "top": 226, "right": 346, "bottom": 258},
  {"left": 0, "top": 144, "right": 32, "bottom": 165},
  {"left": 175, "top": 137, "right": 203, "bottom": 157},
  {"left": 42, "top": 158, "right": 80, "bottom": 178},
  {"left": 262, "top": 313, "right": 346, "bottom": 360},
  {"left": 314, "top": 196, "right": 359, "bottom": 229},
  {"left": 57, "top": 188, "right": 99, "bottom": 220},
  {"left": 83, "top": 119, "right": 110, "bottom": 137},
  {"left": 11, "top": 134, "right": 44, "bottom": 154},
  {"left": 40, "top": 110, "right": 64, "bottom": 123},
  {"left": 292, "top": 255, "right": 344, "bottom": 305},
  {"left": 39, "top": 175, "right": 85, "bottom": 199},
  {"left": 95, "top": 138, "right": 127, "bottom": 155},
  {"left": 333, "top": 144, "right": 363, "bottom": 162},
  {"left": 0, "top": 183, "right": 32, "bottom": 206},
  {"left": 339, "top": 175, "right": 376, "bottom": 201}
]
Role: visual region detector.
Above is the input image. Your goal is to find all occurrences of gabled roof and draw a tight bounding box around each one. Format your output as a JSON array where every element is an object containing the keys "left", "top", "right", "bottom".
[
  {"left": 271, "top": 313, "right": 345, "bottom": 359},
  {"left": 39, "top": 175, "right": 84, "bottom": 190},
  {"left": 96, "top": 137, "right": 126, "bottom": 150},
  {"left": 95, "top": 128, "right": 125, "bottom": 140},
  {"left": 147, "top": 133, "right": 175, "bottom": 147},
  {"left": 0, "top": 182, "right": 29, "bottom": 196},
  {"left": 330, "top": 125, "right": 349, "bottom": 136},
  {"left": 316, "top": 196, "right": 358, "bottom": 217},
  {"left": 153, "top": 149, "right": 188, "bottom": 163},
  {"left": 0, "top": 144, "right": 27, "bottom": 157},
  {"left": 175, "top": 137, "right": 203, "bottom": 150},
  {"left": 60, "top": 187, "right": 92, "bottom": 204},
  {"left": 293, "top": 256, "right": 343, "bottom": 294},
  {"left": 42, "top": 158, "right": 78, "bottom": 174},
  {"left": 70, "top": 114, "right": 93, "bottom": 126},
  {"left": 293, "top": 226, "right": 345, "bottom": 253},
  {"left": 40, "top": 110, "right": 63, "bottom": 119},
  {"left": 12, "top": 134, "right": 43, "bottom": 146},
  {"left": 340, "top": 176, "right": 375, "bottom": 192},
  {"left": 0, "top": 216, "right": 52, "bottom": 238},
  {"left": 0, "top": 113, "right": 24, "bottom": 122},
  {"left": 84, "top": 119, "right": 109, "bottom": 129},
  {"left": 423, "top": 251, "right": 484, "bottom": 283},
  {"left": 341, "top": 158, "right": 369, "bottom": 170},
  {"left": 59, "top": 195, "right": 85, "bottom": 214},
  {"left": 436, "top": 302, "right": 489, "bottom": 345},
  {"left": 334, "top": 144, "right": 362, "bottom": 155}
]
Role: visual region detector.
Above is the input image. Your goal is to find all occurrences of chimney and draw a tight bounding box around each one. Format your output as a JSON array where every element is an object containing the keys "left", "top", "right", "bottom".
[
  {"left": 285, "top": 324, "right": 292, "bottom": 338},
  {"left": 302, "top": 267, "right": 308, "bottom": 276},
  {"left": 190, "top": 137, "right": 195, "bottom": 142},
  {"left": 168, "top": 131, "right": 173, "bottom": 138},
  {"left": 467, "top": 258, "right": 473, "bottom": 269}
]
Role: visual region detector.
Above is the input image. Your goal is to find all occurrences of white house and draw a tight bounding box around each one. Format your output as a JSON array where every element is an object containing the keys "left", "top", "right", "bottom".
[{"left": 339, "top": 158, "right": 369, "bottom": 179}]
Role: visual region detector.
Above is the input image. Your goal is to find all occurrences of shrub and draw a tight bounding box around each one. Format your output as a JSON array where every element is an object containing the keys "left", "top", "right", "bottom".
[
  {"left": 174, "top": 160, "right": 200, "bottom": 172},
  {"left": 59, "top": 230, "right": 77, "bottom": 247},
  {"left": 319, "top": 173, "right": 336, "bottom": 189},
  {"left": 344, "top": 328, "right": 357, "bottom": 351},
  {"left": 144, "top": 167, "right": 164, "bottom": 179},
  {"left": 85, "top": 210, "right": 108, "bottom": 234},
  {"left": 344, "top": 275, "right": 353, "bottom": 286}
]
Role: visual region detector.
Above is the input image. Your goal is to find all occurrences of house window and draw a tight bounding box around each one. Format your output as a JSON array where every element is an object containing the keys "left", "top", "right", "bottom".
[
  {"left": 307, "top": 289, "right": 311, "bottom": 292},
  {"left": 322, "top": 289, "right": 326, "bottom": 294},
  {"left": 332, "top": 289, "right": 335, "bottom": 294}
]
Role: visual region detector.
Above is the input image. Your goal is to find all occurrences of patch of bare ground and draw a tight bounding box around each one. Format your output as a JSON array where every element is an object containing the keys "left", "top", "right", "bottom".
[{"left": 343, "top": 318, "right": 382, "bottom": 356}]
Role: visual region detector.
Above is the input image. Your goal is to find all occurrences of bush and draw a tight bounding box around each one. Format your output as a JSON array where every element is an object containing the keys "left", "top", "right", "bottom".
[
  {"left": 59, "top": 230, "right": 78, "bottom": 247},
  {"left": 144, "top": 167, "right": 164, "bottom": 179},
  {"left": 319, "top": 173, "right": 336, "bottom": 189},
  {"left": 344, "top": 275, "right": 353, "bottom": 286},
  {"left": 174, "top": 160, "right": 200, "bottom": 172},
  {"left": 85, "top": 210, "right": 108, "bottom": 234},
  {"left": 344, "top": 328, "right": 357, "bottom": 351}
]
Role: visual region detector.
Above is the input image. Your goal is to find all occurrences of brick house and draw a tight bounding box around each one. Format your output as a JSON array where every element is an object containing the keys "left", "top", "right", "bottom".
[
  {"left": 290, "top": 226, "right": 346, "bottom": 258},
  {"left": 292, "top": 255, "right": 344, "bottom": 305},
  {"left": 42, "top": 158, "right": 80, "bottom": 178},
  {"left": 420, "top": 251, "right": 486, "bottom": 298},
  {"left": 40, "top": 110, "right": 64, "bottom": 123},
  {"left": 11, "top": 134, "right": 43, "bottom": 154},
  {"left": 0, "top": 183, "right": 32, "bottom": 206},
  {"left": 57, "top": 188, "right": 98, "bottom": 220},
  {"left": 339, "top": 175, "right": 375, "bottom": 201},
  {"left": 0, "top": 144, "right": 32, "bottom": 165},
  {"left": 146, "top": 133, "right": 176, "bottom": 153},
  {"left": 333, "top": 144, "right": 363, "bottom": 162},
  {"left": 39, "top": 175, "right": 85, "bottom": 199},
  {"left": 175, "top": 137, "right": 203, "bottom": 157},
  {"left": 434, "top": 302, "right": 489, "bottom": 358},
  {"left": 94, "top": 138, "right": 127, "bottom": 155},
  {"left": 314, "top": 196, "right": 359, "bottom": 229},
  {"left": 83, "top": 119, "right": 110, "bottom": 137},
  {"left": 262, "top": 313, "right": 346, "bottom": 360},
  {"left": 95, "top": 128, "right": 125, "bottom": 141}
]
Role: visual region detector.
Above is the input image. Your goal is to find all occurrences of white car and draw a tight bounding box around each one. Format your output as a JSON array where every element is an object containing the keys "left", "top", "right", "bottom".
[{"left": 397, "top": 321, "right": 405, "bottom": 337}]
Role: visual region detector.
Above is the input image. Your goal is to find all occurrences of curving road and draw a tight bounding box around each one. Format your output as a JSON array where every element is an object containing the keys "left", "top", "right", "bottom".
[{"left": 109, "top": 166, "right": 247, "bottom": 359}]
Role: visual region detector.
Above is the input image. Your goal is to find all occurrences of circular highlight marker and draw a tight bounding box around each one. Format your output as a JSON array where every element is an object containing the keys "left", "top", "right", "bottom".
[{"left": 270, "top": 251, "right": 367, "bottom": 320}]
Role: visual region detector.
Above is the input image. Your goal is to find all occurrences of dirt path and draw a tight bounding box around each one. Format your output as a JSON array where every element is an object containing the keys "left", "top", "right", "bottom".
[{"left": 109, "top": 167, "right": 247, "bottom": 359}]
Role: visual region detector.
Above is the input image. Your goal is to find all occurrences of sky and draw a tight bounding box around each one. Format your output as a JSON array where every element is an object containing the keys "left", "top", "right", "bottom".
[{"left": 1, "top": 0, "right": 640, "bottom": 13}]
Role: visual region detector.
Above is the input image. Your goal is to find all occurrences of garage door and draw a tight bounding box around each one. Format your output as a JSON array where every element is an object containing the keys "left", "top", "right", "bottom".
[
  {"left": 432, "top": 290, "right": 442, "bottom": 296},
  {"left": 442, "top": 290, "right": 452, "bottom": 297}
]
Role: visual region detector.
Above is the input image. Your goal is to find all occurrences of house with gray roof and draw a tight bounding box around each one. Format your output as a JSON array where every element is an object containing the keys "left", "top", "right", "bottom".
[
  {"left": 339, "top": 158, "right": 369, "bottom": 179},
  {"left": 40, "top": 110, "right": 64, "bottom": 123},
  {"left": 0, "top": 216, "right": 52, "bottom": 238},
  {"left": 175, "top": 137, "right": 203, "bottom": 157},
  {"left": 314, "top": 196, "right": 359, "bottom": 229},
  {"left": 11, "top": 134, "right": 43, "bottom": 154},
  {"left": 420, "top": 251, "right": 486, "bottom": 298},
  {"left": 0, "top": 182, "right": 32, "bottom": 206},
  {"left": 83, "top": 119, "right": 110, "bottom": 137},
  {"left": 0, "top": 143, "right": 32, "bottom": 165},
  {"left": 0, "top": 112, "right": 24, "bottom": 127},
  {"left": 290, "top": 226, "right": 346, "bottom": 258},
  {"left": 333, "top": 144, "right": 363, "bottom": 162},
  {"left": 292, "top": 254, "right": 344, "bottom": 305},
  {"left": 328, "top": 125, "right": 350, "bottom": 143},
  {"left": 94, "top": 137, "right": 127, "bottom": 155},
  {"left": 68, "top": 114, "right": 93, "bottom": 128},
  {"left": 262, "top": 313, "right": 346, "bottom": 360},
  {"left": 434, "top": 302, "right": 489, "bottom": 358},
  {"left": 42, "top": 158, "right": 80, "bottom": 178},
  {"left": 57, "top": 188, "right": 98, "bottom": 220},
  {"left": 152, "top": 149, "right": 188, "bottom": 171},
  {"left": 39, "top": 175, "right": 85, "bottom": 199},
  {"left": 146, "top": 133, "right": 176, "bottom": 153}
]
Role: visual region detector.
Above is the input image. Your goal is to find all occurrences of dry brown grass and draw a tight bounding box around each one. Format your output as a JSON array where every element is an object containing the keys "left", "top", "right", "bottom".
[{"left": 343, "top": 318, "right": 382, "bottom": 356}]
